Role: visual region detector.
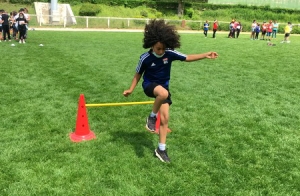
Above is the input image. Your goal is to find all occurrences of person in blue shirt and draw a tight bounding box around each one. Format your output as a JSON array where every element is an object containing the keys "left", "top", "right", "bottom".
[
  {"left": 272, "top": 20, "right": 279, "bottom": 38},
  {"left": 203, "top": 20, "right": 209, "bottom": 38},
  {"left": 123, "top": 19, "right": 218, "bottom": 163},
  {"left": 255, "top": 23, "right": 260, "bottom": 40}
]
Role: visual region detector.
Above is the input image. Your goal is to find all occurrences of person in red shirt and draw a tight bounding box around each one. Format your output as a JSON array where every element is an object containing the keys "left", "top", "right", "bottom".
[
  {"left": 212, "top": 19, "right": 218, "bottom": 39},
  {"left": 266, "top": 20, "right": 273, "bottom": 41},
  {"left": 260, "top": 21, "right": 267, "bottom": 40}
]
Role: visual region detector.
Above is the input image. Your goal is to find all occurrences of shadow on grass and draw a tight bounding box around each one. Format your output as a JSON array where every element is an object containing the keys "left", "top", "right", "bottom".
[{"left": 109, "top": 130, "right": 156, "bottom": 158}]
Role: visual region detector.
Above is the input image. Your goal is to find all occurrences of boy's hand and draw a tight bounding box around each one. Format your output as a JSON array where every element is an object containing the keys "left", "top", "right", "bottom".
[
  {"left": 123, "top": 90, "right": 132, "bottom": 97},
  {"left": 207, "top": 52, "right": 218, "bottom": 59}
]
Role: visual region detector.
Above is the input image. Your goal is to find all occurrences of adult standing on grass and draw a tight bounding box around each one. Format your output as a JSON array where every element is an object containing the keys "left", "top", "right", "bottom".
[{"left": 123, "top": 19, "right": 218, "bottom": 163}]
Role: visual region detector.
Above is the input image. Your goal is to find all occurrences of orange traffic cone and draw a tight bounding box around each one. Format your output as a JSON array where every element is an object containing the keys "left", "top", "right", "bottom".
[
  {"left": 70, "top": 94, "right": 96, "bottom": 142},
  {"left": 154, "top": 112, "right": 171, "bottom": 134}
]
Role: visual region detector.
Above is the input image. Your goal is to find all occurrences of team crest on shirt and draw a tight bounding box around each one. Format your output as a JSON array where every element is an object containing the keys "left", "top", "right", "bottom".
[{"left": 163, "top": 58, "right": 168, "bottom": 64}]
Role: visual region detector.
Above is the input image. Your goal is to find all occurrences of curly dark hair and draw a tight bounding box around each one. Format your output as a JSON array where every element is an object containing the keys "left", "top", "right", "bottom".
[{"left": 143, "top": 19, "right": 181, "bottom": 50}]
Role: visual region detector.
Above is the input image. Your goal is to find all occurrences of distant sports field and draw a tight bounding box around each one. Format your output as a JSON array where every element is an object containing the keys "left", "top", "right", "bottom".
[{"left": 1, "top": 30, "right": 300, "bottom": 195}]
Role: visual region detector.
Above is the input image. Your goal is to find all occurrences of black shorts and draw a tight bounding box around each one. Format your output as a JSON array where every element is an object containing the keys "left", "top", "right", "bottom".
[
  {"left": 285, "top": 33, "right": 290, "bottom": 37},
  {"left": 143, "top": 82, "right": 172, "bottom": 105},
  {"left": 262, "top": 31, "right": 266, "bottom": 35},
  {"left": 0, "top": 26, "right": 2, "bottom": 32}
]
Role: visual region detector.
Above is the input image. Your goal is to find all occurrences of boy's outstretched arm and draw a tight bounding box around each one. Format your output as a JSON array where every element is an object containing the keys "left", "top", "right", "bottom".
[
  {"left": 185, "top": 52, "right": 218, "bottom": 62},
  {"left": 123, "top": 73, "right": 142, "bottom": 97}
]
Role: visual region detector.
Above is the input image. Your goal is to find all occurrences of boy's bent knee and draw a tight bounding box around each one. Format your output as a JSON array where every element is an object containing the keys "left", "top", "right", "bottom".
[{"left": 154, "top": 86, "right": 169, "bottom": 99}]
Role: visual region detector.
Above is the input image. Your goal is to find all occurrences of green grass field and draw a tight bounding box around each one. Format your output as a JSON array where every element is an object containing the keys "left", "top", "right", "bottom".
[{"left": 1, "top": 30, "right": 300, "bottom": 195}]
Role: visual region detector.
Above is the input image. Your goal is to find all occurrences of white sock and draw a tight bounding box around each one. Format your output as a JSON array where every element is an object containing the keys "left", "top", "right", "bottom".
[
  {"left": 159, "top": 143, "right": 166, "bottom": 151},
  {"left": 150, "top": 111, "right": 157, "bottom": 118}
]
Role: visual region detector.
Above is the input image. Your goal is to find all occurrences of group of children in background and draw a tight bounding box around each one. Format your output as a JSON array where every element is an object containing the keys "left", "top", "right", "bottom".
[
  {"left": 228, "top": 19, "right": 243, "bottom": 38},
  {"left": 250, "top": 20, "right": 279, "bottom": 41},
  {"left": 0, "top": 8, "right": 30, "bottom": 44},
  {"left": 203, "top": 19, "right": 293, "bottom": 43},
  {"left": 203, "top": 19, "right": 243, "bottom": 39},
  {"left": 250, "top": 20, "right": 293, "bottom": 43}
]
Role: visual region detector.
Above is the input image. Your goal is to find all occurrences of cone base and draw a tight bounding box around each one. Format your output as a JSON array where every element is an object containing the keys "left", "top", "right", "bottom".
[{"left": 69, "top": 130, "right": 96, "bottom": 142}]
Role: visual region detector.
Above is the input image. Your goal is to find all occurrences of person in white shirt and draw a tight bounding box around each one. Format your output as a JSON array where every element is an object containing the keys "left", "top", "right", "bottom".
[{"left": 250, "top": 20, "right": 257, "bottom": 40}]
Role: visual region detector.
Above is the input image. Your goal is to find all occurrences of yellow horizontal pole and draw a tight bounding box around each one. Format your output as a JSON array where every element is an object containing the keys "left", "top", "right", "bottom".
[{"left": 85, "top": 101, "right": 154, "bottom": 107}]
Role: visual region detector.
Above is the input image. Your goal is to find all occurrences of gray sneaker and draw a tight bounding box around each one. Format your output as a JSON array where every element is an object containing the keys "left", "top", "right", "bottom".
[
  {"left": 145, "top": 115, "right": 156, "bottom": 132},
  {"left": 154, "top": 148, "right": 170, "bottom": 163}
]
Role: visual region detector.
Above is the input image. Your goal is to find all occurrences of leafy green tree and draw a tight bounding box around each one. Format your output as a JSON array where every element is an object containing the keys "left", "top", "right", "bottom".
[{"left": 155, "top": 0, "right": 207, "bottom": 17}]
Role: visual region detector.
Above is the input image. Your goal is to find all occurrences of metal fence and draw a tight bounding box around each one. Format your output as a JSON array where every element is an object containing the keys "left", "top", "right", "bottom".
[
  {"left": 29, "top": 14, "right": 208, "bottom": 30},
  {"left": 27, "top": 14, "right": 299, "bottom": 34}
]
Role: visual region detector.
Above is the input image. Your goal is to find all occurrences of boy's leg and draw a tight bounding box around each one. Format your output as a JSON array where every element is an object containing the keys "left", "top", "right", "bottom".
[
  {"left": 155, "top": 103, "right": 171, "bottom": 163},
  {"left": 281, "top": 34, "right": 287, "bottom": 43},
  {"left": 145, "top": 84, "right": 168, "bottom": 132}
]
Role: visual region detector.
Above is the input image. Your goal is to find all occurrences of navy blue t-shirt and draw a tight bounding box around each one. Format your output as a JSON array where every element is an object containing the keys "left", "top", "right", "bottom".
[{"left": 136, "top": 49, "right": 187, "bottom": 89}]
